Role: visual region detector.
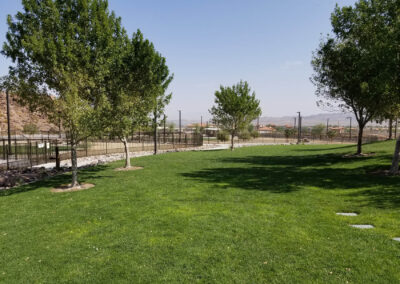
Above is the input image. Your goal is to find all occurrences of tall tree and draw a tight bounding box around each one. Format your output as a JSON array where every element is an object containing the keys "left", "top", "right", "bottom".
[
  {"left": 311, "top": 1, "right": 392, "bottom": 155},
  {"left": 209, "top": 81, "right": 261, "bottom": 150},
  {"left": 106, "top": 30, "right": 172, "bottom": 166},
  {"left": 2, "top": 0, "right": 120, "bottom": 187},
  {"left": 327, "top": 0, "right": 400, "bottom": 172}
]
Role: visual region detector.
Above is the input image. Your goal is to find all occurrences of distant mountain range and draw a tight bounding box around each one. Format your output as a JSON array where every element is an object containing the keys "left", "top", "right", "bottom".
[{"left": 168, "top": 113, "right": 389, "bottom": 127}]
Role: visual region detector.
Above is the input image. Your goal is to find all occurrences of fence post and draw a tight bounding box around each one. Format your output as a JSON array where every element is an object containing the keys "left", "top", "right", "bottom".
[
  {"left": 86, "top": 138, "right": 88, "bottom": 157},
  {"left": 44, "top": 141, "right": 48, "bottom": 163},
  {"left": 35, "top": 141, "right": 38, "bottom": 165},
  {"left": 2, "top": 139, "right": 5, "bottom": 160},
  {"left": 6, "top": 146, "right": 9, "bottom": 170},
  {"left": 29, "top": 140, "right": 32, "bottom": 168},
  {"left": 55, "top": 142, "right": 60, "bottom": 170},
  {"left": 14, "top": 136, "right": 17, "bottom": 160}
]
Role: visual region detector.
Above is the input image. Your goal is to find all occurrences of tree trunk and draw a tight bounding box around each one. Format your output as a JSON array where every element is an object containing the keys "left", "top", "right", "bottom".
[
  {"left": 154, "top": 114, "right": 158, "bottom": 155},
  {"left": 388, "top": 118, "right": 393, "bottom": 140},
  {"left": 230, "top": 132, "right": 235, "bottom": 151},
  {"left": 70, "top": 141, "right": 79, "bottom": 188},
  {"left": 356, "top": 125, "right": 364, "bottom": 155},
  {"left": 390, "top": 135, "right": 400, "bottom": 175},
  {"left": 122, "top": 136, "right": 131, "bottom": 168}
]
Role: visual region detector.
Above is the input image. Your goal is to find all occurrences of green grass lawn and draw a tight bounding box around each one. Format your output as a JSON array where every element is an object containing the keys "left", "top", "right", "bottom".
[{"left": 1, "top": 141, "right": 400, "bottom": 283}]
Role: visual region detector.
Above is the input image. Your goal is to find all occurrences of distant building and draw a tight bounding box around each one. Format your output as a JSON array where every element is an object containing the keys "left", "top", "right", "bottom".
[
  {"left": 329, "top": 126, "right": 345, "bottom": 134},
  {"left": 258, "top": 126, "right": 276, "bottom": 134}
]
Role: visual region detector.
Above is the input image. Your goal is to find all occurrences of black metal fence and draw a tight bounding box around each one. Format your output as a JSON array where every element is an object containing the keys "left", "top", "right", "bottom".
[
  {"left": 0, "top": 131, "right": 203, "bottom": 170},
  {"left": 203, "top": 131, "right": 387, "bottom": 145}
]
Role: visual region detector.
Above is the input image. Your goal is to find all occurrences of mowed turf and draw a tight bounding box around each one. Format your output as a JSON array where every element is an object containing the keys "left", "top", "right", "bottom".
[{"left": 1, "top": 141, "right": 400, "bottom": 283}]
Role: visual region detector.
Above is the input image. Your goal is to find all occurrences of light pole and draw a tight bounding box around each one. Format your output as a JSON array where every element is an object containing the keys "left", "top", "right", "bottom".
[
  {"left": 6, "top": 89, "right": 11, "bottom": 155},
  {"left": 153, "top": 108, "right": 158, "bottom": 155},
  {"left": 297, "top": 112, "right": 301, "bottom": 144},
  {"left": 326, "top": 118, "right": 329, "bottom": 136},
  {"left": 179, "top": 110, "right": 182, "bottom": 143},
  {"left": 346, "top": 116, "right": 352, "bottom": 141}
]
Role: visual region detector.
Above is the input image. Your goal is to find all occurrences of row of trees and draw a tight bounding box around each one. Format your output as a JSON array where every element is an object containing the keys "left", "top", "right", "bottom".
[
  {"left": 0, "top": 0, "right": 172, "bottom": 187},
  {"left": 312, "top": 0, "right": 400, "bottom": 174}
]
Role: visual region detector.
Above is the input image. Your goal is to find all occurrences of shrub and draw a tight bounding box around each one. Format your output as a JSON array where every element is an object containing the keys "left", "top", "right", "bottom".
[
  {"left": 251, "top": 130, "right": 259, "bottom": 138},
  {"left": 217, "top": 131, "right": 229, "bottom": 141},
  {"left": 284, "top": 128, "right": 296, "bottom": 138},
  {"left": 23, "top": 123, "right": 39, "bottom": 135},
  {"left": 327, "top": 129, "right": 337, "bottom": 140},
  {"left": 239, "top": 131, "right": 251, "bottom": 140}
]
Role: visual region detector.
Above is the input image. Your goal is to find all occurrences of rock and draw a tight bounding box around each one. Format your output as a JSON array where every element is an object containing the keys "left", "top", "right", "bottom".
[{"left": 0, "top": 176, "right": 6, "bottom": 187}]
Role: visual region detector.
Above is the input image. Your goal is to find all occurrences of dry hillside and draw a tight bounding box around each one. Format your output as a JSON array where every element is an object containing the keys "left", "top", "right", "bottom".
[{"left": 0, "top": 92, "right": 57, "bottom": 133}]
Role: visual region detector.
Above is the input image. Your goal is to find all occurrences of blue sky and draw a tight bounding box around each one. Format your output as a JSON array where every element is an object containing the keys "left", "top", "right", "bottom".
[{"left": 0, "top": 0, "right": 356, "bottom": 121}]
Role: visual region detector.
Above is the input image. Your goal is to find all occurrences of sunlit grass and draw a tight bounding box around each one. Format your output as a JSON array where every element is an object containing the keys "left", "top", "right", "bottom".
[{"left": 0, "top": 141, "right": 399, "bottom": 282}]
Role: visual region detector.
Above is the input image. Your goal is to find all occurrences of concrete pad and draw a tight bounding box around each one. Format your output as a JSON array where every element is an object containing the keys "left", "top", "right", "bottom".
[
  {"left": 350, "top": 225, "right": 374, "bottom": 229},
  {"left": 393, "top": 238, "right": 400, "bottom": 242},
  {"left": 336, "top": 212, "right": 358, "bottom": 216}
]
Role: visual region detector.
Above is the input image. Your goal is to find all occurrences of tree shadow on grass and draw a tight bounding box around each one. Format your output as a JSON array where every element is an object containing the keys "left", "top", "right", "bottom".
[
  {"left": 182, "top": 153, "right": 400, "bottom": 208},
  {"left": 0, "top": 165, "right": 111, "bottom": 197},
  {"left": 291, "top": 144, "right": 356, "bottom": 152},
  {"left": 219, "top": 153, "right": 377, "bottom": 168}
]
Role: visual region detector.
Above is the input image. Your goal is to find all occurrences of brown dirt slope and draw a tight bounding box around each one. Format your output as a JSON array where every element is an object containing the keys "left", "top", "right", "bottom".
[{"left": 0, "top": 92, "right": 57, "bottom": 133}]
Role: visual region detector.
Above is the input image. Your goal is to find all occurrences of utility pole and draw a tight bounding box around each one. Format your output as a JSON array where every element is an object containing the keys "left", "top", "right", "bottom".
[
  {"left": 297, "top": 112, "right": 301, "bottom": 144},
  {"left": 179, "top": 110, "right": 182, "bottom": 143},
  {"left": 153, "top": 109, "right": 158, "bottom": 155},
  {"left": 6, "top": 89, "right": 11, "bottom": 155},
  {"left": 326, "top": 118, "right": 329, "bottom": 136},
  {"left": 163, "top": 114, "right": 166, "bottom": 144},
  {"left": 347, "top": 117, "right": 352, "bottom": 140}
]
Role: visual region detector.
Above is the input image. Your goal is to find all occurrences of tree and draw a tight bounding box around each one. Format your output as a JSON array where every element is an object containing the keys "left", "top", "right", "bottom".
[
  {"left": 168, "top": 122, "right": 176, "bottom": 133},
  {"left": 284, "top": 128, "right": 296, "bottom": 141},
  {"left": 2, "top": 0, "right": 120, "bottom": 187},
  {"left": 209, "top": 81, "right": 261, "bottom": 150},
  {"left": 326, "top": 0, "right": 400, "bottom": 172},
  {"left": 311, "top": 8, "right": 390, "bottom": 155},
  {"left": 151, "top": 63, "right": 173, "bottom": 155},
  {"left": 105, "top": 29, "right": 172, "bottom": 166},
  {"left": 311, "top": 124, "right": 325, "bottom": 138},
  {"left": 327, "top": 129, "right": 337, "bottom": 141}
]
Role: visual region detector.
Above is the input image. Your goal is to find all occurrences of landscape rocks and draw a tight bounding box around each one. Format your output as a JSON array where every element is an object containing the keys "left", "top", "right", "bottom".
[
  {"left": 0, "top": 142, "right": 286, "bottom": 191},
  {"left": 0, "top": 168, "right": 68, "bottom": 190}
]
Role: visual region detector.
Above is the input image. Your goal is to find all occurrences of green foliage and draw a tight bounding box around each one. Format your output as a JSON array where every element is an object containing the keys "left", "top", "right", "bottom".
[
  {"left": 327, "top": 129, "right": 337, "bottom": 140},
  {"left": 168, "top": 122, "right": 175, "bottom": 132},
  {"left": 193, "top": 124, "right": 203, "bottom": 135},
  {"left": 311, "top": 124, "right": 325, "bottom": 137},
  {"left": 105, "top": 29, "right": 172, "bottom": 141},
  {"left": 238, "top": 131, "right": 251, "bottom": 140},
  {"left": 217, "top": 130, "right": 229, "bottom": 141},
  {"left": 251, "top": 130, "right": 259, "bottom": 138},
  {"left": 1, "top": 142, "right": 400, "bottom": 282},
  {"left": 209, "top": 81, "right": 261, "bottom": 148},
  {"left": 311, "top": 0, "right": 397, "bottom": 154},
  {"left": 22, "top": 123, "right": 39, "bottom": 135},
  {"left": 2, "top": 0, "right": 124, "bottom": 185},
  {"left": 284, "top": 128, "right": 296, "bottom": 138}
]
